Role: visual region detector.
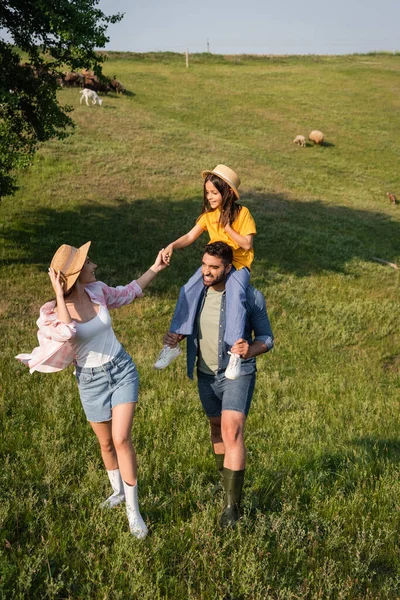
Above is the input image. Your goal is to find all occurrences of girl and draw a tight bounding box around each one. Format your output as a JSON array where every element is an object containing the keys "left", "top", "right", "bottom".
[
  {"left": 16, "top": 242, "right": 168, "bottom": 538},
  {"left": 154, "top": 164, "right": 256, "bottom": 379}
]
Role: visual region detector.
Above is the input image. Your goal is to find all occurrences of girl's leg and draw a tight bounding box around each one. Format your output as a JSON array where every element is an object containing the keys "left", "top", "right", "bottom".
[
  {"left": 224, "top": 267, "right": 250, "bottom": 346},
  {"left": 155, "top": 267, "right": 204, "bottom": 368},
  {"left": 170, "top": 267, "right": 204, "bottom": 335},
  {"left": 111, "top": 402, "right": 137, "bottom": 485}
]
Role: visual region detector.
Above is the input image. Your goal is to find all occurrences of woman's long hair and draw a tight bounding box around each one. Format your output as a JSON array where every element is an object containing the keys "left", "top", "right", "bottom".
[{"left": 200, "top": 174, "right": 241, "bottom": 227}]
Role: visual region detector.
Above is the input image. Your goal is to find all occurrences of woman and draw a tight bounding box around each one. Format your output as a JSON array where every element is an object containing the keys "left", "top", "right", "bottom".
[{"left": 16, "top": 241, "right": 168, "bottom": 538}]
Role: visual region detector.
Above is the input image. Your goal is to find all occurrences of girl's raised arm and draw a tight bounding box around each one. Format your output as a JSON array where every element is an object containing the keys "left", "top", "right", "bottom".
[{"left": 162, "top": 224, "right": 204, "bottom": 264}]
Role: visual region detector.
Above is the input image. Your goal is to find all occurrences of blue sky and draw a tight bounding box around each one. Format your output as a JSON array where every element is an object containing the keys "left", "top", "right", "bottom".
[{"left": 99, "top": 0, "right": 400, "bottom": 55}]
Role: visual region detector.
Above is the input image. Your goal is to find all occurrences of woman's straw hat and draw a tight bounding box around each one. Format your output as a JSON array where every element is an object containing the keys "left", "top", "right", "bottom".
[
  {"left": 201, "top": 164, "right": 241, "bottom": 199},
  {"left": 50, "top": 241, "right": 91, "bottom": 293}
]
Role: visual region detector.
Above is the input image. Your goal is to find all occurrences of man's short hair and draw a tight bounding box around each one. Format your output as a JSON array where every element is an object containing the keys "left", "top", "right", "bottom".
[{"left": 204, "top": 242, "right": 233, "bottom": 266}]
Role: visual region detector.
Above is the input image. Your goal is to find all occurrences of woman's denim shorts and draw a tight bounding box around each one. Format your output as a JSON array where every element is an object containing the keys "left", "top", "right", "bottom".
[
  {"left": 75, "top": 346, "right": 139, "bottom": 423},
  {"left": 197, "top": 370, "right": 256, "bottom": 418}
]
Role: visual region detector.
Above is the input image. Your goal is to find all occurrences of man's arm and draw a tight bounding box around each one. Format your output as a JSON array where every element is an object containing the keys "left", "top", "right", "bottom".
[{"left": 230, "top": 338, "right": 268, "bottom": 359}]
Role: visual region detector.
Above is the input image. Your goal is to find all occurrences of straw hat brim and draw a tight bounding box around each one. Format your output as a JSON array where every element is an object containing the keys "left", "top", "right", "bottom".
[
  {"left": 201, "top": 168, "right": 240, "bottom": 199},
  {"left": 50, "top": 241, "right": 91, "bottom": 293}
]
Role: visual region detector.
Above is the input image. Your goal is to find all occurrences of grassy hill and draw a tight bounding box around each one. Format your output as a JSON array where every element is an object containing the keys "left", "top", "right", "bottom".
[{"left": 1, "top": 52, "right": 400, "bottom": 599}]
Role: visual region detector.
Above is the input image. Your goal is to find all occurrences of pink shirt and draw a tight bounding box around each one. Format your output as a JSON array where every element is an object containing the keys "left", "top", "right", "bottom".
[{"left": 15, "top": 279, "right": 143, "bottom": 374}]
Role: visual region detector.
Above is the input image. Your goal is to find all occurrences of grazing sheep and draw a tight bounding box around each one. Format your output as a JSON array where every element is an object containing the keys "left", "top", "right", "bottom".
[
  {"left": 110, "top": 79, "right": 126, "bottom": 94},
  {"left": 309, "top": 130, "right": 324, "bottom": 145},
  {"left": 80, "top": 88, "right": 103, "bottom": 106},
  {"left": 293, "top": 135, "right": 306, "bottom": 147},
  {"left": 63, "top": 71, "right": 84, "bottom": 87}
]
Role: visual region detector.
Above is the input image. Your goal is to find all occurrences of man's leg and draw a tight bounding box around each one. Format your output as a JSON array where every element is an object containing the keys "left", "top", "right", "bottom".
[
  {"left": 218, "top": 372, "right": 256, "bottom": 527},
  {"left": 219, "top": 409, "right": 247, "bottom": 527},
  {"left": 198, "top": 373, "right": 225, "bottom": 479},
  {"left": 221, "top": 410, "right": 246, "bottom": 470},
  {"left": 209, "top": 416, "right": 224, "bottom": 479}
]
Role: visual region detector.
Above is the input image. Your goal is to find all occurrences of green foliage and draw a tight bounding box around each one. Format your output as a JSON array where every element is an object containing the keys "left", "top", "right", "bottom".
[{"left": 0, "top": 0, "right": 123, "bottom": 197}]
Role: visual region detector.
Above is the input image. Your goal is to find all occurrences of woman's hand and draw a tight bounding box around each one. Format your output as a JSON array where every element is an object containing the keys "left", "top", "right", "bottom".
[
  {"left": 48, "top": 267, "right": 65, "bottom": 298},
  {"left": 162, "top": 244, "right": 174, "bottom": 265},
  {"left": 151, "top": 250, "right": 170, "bottom": 273}
]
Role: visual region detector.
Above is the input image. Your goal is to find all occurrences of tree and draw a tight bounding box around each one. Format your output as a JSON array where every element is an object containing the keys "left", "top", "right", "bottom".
[{"left": 0, "top": 1, "right": 123, "bottom": 197}]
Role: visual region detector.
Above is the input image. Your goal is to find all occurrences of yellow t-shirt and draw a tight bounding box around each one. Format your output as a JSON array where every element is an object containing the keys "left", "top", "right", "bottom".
[{"left": 197, "top": 205, "right": 256, "bottom": 270}]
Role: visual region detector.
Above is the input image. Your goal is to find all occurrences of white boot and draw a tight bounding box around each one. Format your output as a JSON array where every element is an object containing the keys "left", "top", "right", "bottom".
[
  {"left": 101, "top": 469, "right": 125, "bottom": 508},
  {"left": 123, "top": 481, "right": 148, "bottom": 539}
]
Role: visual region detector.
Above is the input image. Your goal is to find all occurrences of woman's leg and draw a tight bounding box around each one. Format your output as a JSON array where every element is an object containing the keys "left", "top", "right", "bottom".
[
  {"left": 111, "top": 402, "right": 148, "bottom": 537},
  {"left": 90, "top": 420, "right": 125, "bottom": 507},
  {"left": 111, "top": 402, "right": 137, "bottom": 485},
  {"left": 90, "top": 420, "right": 118, "bottom": 470}
]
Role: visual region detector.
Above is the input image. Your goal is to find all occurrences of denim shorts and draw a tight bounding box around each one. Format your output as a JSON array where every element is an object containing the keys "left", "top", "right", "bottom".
[
  {"left": 197, "top": 370, "right": 256, "bottom": 418},
  {"left": 75, "top": 346, "right": 139, "bottom": 423}
]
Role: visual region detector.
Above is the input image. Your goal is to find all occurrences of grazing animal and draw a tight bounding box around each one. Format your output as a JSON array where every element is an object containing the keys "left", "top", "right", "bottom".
[
  {"left": 293, "top": 135, "right": 306, "bottom": 147},
  {"left": 387, "top": 192, "right": 397, "bottom": 205},
  {"left": 63, "top": 71, "right": 84, "bottom": 87},
  {"left": 110, "top": 79, "right": 126, "bottom": 94},
  {"left": 80, "top": 88, "right": 103, "bottom": 106},
  {"left": 308, "top": 130, "right": 324, "bottom": 145}
]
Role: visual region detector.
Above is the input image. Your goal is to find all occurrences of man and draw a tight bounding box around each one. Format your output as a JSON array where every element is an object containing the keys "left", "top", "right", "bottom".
[{"left": 163, "top": 241, "right": 274, "bottom": 527}]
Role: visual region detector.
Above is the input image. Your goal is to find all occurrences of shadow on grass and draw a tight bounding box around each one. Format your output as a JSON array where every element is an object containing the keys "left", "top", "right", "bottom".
[
  {"left": 249, "top": 435, "right": 400, "bottom": 516},
  {"left": 352, "top": 436, "right": 400, "bottom": 462},
  {"left": 2, "top": 191, "right": 400, "bottom": 289}
]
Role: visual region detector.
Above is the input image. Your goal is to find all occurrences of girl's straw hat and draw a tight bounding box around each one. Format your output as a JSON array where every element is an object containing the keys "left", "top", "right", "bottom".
[
  {"left": 201, "top": 164, "right": 241, "bottom": 199},
  {"left": 50, "top": 241, "right": 91, "bottom": 293}
]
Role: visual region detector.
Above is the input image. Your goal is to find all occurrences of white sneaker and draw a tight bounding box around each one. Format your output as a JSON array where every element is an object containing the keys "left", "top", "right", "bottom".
[
  {"left": 225, "top": 352, "right": 242, "bottom": 380},
  {"left": 154, "top": 344, "right": 182, "bottom": 369}
]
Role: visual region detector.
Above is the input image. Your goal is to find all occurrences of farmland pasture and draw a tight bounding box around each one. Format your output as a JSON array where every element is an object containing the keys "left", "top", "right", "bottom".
[{"left": 1, "top": 52, "right": 400, "bottom": 599}]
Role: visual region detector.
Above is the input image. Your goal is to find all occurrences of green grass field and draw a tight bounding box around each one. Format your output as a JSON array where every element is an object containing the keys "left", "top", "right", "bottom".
[{"left": 1, "top": 51, "right": 400, "bottom": 599}]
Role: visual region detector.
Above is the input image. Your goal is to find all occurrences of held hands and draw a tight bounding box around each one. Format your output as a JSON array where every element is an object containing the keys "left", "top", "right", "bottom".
[
  {"left": 230, "top": 338, "right": 250, "bottom": 359},
  {"left": 161, "top": 244, "right": 174, "bottom": 265},
  {"left": 151, "top": 249, "right": 170, "bottom": 273},
  {"left": 48, "top": 267, "right": 65, "bottom": 298}
]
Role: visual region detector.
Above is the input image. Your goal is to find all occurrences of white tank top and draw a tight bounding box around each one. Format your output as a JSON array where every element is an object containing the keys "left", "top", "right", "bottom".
[{"left": 71, "top": 304, "right": 121, "bottom": 368}]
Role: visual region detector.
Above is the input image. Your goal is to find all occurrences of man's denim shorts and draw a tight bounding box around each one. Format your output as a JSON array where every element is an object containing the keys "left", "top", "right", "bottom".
[
  {"left": 197, "top": 370, "right": 256, "bottom": 418},
  {"left": 75, "top": 346, "right": 139, "bottom": 423}
]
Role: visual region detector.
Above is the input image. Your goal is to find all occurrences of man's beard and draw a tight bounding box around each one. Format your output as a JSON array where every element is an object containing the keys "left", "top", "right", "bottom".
[{"left": 202, "top": 271, "right": 227, "bottom": 287}]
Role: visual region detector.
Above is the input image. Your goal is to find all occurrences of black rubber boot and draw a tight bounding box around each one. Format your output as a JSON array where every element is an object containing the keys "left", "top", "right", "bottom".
[
  {"left": 214, "top": 453, "right": 225, "bottom": 481},
  {"left": 220, "top": 468, "right": 245, "bottom": 528}
]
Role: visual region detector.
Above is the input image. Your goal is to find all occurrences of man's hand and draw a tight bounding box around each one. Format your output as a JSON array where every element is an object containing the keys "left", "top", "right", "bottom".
[
  {"left": 163, "top": 331, "right": 185, "bottom": 348},
  {"left": 230, "top": 338, "right": 250, "bottom": 358}
]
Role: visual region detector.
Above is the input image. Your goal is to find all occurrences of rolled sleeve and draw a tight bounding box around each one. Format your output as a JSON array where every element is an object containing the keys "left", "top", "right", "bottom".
[{"left": 86, "top": 280, "right": 143, "bottom": 309}]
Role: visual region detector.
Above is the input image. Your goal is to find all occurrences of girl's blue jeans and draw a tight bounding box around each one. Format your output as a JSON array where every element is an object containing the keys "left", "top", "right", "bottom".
[{"left": 170, "top": 266, "right": 250, "bottom": 347}]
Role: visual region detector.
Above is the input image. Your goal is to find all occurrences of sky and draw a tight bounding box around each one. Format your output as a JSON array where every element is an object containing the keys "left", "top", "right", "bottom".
[{"left": 98, "top": 0, "right": 400, "bottom": 55}]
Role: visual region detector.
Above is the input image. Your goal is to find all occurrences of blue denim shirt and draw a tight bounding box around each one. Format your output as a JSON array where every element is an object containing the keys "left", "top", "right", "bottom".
[{"left": 186, "top": 284, "right": 274, "bottom": 379}]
